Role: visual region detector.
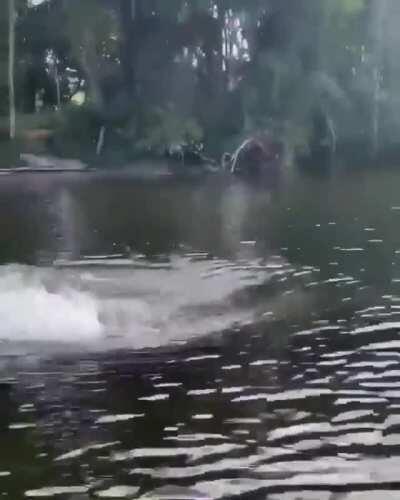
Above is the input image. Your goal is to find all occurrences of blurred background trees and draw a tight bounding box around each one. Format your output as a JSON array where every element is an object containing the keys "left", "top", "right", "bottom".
[{"left": 0, "top": 0, "right": 398, "bottom": 166}]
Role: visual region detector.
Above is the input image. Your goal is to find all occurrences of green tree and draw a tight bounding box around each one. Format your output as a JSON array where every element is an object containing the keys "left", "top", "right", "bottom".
[{"left": 8, "top": 0, "right": 16, "bottom": 139}]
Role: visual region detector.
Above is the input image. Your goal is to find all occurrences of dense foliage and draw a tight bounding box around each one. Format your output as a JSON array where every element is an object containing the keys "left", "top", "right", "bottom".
[{"left": 0, "top": 0, "right": 398, "bottom": 166}]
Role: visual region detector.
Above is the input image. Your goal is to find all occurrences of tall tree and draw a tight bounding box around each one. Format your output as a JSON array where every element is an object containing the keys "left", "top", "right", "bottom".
[{"left": 8, "top": 0, "right": 16, "bottom": 139}]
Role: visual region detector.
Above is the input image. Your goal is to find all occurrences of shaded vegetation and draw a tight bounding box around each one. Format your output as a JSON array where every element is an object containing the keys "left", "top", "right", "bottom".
[{"left": 0, "top": 0, "right": 399, "bottom": 167}]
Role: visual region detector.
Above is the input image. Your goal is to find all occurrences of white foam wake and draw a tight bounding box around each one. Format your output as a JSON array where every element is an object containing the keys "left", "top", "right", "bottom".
[
  {"left": 0, "top": 257, "right": 284, "bottom": 350},
  {"left": 0, "top": 265, "right": 102, "bottom": 343}
]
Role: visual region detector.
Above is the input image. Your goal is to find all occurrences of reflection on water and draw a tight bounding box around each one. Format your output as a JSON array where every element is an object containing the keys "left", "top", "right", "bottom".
[{"left": 2, "top": 170, "right": 400, "bottom": 498}]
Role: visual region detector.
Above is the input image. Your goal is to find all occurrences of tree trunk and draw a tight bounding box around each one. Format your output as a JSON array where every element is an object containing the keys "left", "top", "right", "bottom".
[
  {"left": 23, "top": 66, "right": 36, "bottom": 114},
  {"left": 120, "top": 0, "right": 144, "bottom": 97},
  {"left": 120, "top": 0, "right": 135, "bottom": 92},
  {"left": 96, "top": 125, "right": 106, "bottom": 156},
  {"left": 54, "top": 65, "right": 61, "bottom": 109},
  {"left": 81, "top": 29, "right": 104, "bottom": 112},
  {"left": 8, "top": 0, "right": 16, "bottom": 140},
  {"left": 370, "top": 0, "right": 388, "bottom": 156},
  {"left": 217, "top": 0, "right": 228, "bottom": 88}
]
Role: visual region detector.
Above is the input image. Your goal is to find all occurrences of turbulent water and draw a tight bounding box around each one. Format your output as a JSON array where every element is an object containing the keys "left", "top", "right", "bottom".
[
  {"left": 2, "top": 169, "right": 400, "bottom": 499},
  {"left": 0, "top": 254, "right": 294, "bottom": 349}
]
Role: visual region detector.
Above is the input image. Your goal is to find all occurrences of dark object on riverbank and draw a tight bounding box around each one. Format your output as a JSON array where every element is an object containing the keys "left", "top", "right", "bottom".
[
  {"left": 296, "top": 108, "right": 336, "bottom": 174},
  {"left": 229, "top": 135, "right": 284, "bottom": 185},
  {"left": 296, "top": 145, "right": 334, "bottom": 174}
]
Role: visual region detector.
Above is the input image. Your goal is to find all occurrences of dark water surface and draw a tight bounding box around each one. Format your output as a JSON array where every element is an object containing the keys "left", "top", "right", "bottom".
[{"left": 2, "top": 169, "right": 400, "bottom": 499}]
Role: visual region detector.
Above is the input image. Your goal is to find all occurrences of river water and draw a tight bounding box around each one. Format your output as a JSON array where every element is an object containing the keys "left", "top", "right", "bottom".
[{"left": 2, "top": 168, "right": 400, "bottom": 499}]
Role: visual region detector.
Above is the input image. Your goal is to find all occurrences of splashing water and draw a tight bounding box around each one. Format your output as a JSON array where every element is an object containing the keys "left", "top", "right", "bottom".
[
  {"left": 0, "top": 254, "right": 304, "bottom": 351},
  {"left": 0, "top": 265, "right": 102, "bottom": 344}
]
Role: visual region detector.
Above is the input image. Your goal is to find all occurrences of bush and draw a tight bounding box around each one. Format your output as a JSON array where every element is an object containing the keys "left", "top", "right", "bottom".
[{"left": 134, "top": 106, "right": 203, "bottom": 156}]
